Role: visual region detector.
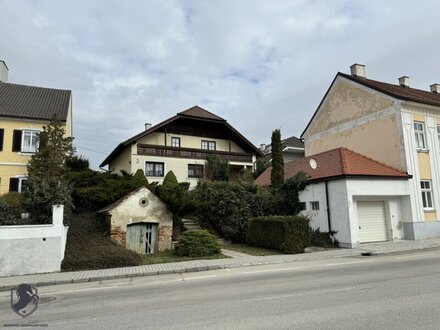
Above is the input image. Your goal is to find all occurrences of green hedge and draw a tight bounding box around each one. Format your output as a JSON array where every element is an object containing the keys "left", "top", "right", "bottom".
[
  {"left": 175, "top": 230, "right": 221, "bottom": 257},
  {"left": 246, "top": 216, "right": 310, "bottom": 253}
]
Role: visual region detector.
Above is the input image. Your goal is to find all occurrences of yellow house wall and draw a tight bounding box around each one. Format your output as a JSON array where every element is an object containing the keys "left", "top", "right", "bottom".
[
  {"left": 304, "top": 78, "right": 394, "bottom": 137},
  {"left": 424, "top": 211, "right": 437, "bottom": 221},
  {"left": 0, "top": 116, "right": 71, "bottom": 195},
  {"left": 417, "top": 152, "right": 432, "bottom": 179},
  {"left": 109, "top": 145, "right": 133, "bottom": 174},
  {"left": 306, "top": 114, "right": 404, "bottom": 170}
]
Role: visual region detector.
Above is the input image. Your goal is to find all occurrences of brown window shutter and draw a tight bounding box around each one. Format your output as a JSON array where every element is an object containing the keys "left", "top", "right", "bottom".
[
  {"left": 0, "top": 128, "right": 4, "bottom": 151},
  {"left": 9, "top": 178, "right": 19, "bottom": 192},
  {"left": 12, "top": 129, "right": 22, "bottom": 152}
]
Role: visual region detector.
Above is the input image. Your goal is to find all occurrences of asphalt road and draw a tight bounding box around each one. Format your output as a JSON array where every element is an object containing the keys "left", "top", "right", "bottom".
[{"left": 2, "top": 248, "right": 440, "bottom": 329}]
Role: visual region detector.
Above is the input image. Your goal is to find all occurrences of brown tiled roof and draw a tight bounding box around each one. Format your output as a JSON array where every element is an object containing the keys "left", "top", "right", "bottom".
[
  {"left": 0, "top": 82, "right": 71, "bottom": 121},
  {"left": 255, "top": 147, "right": 410, "bottom": 186},
  {"left": 100, "top": 105, "right": 263, "bottom": 167},
  {"left": 178, "top": 105, "right": 225, "bottom": 121},
  {"left": 339, "top": 73, "right": 440, "bottom": 108}
]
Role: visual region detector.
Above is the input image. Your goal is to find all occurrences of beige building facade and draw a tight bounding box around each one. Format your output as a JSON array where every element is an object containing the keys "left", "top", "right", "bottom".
[
  {"left": 101, "top": 106, "right": 262, "bottom": 187},
  {"left": 302, "top": 64, "right": 440, "bottom": 240},
  {"left": 0, "top": 60, "right": 72, "bottom": 194}
]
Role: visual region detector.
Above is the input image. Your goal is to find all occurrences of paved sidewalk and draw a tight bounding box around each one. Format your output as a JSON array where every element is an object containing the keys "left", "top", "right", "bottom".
[{"left": 1, "top": 238, "right": 440, "bottom": 292}]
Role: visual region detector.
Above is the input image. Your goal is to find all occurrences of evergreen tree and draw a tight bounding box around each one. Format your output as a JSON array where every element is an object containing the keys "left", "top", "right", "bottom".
[
  {"left": 24, "top": 116, "right": 75, "bottom": 220},
  {"left": 205, "top": 155, "right": 229, "bottom": 181},
  {"left": 270, "top": 129, "right": 284, "bottom": 187}
]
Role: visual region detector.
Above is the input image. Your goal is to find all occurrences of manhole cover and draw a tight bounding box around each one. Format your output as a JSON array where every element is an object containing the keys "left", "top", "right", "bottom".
[{"left": 39, "top": 296, "right": 57, "bottom": 305}]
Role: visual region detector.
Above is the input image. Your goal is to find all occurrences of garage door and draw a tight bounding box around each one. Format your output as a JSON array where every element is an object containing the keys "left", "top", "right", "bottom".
[{"left": 357, "top": 201, "right": 388, "bottom": 243}]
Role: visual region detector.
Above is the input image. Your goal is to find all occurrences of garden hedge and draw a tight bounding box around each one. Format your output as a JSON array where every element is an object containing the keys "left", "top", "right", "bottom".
[
  {"left": 174, "top": 230, "right": 221, "bottom": 257},
  {"left": 246, "top": 215, "right": 310, "bottom": 253}
]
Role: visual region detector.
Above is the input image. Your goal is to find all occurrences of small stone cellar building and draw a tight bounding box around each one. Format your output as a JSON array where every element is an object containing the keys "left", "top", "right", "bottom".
[{"left": 99, "top": 187, "right": 173, "bottom": 254}]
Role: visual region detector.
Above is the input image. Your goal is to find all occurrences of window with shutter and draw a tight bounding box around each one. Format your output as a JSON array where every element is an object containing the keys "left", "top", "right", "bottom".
[
  {"left": 9, "top": 178, "right": 19, "bottom": 192},
  {"left": 12, "top": 130, "right": 22, "bottom": 152},
  {"left": 0, "top": 128, "right": 4, "bottom": 151}
]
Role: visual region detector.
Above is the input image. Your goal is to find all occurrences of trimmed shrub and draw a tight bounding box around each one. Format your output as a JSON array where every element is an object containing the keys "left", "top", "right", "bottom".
[
  {"left": 194, "top": 181, "right": 253, "bottom": 242},
  {"left": 1, "top": 192, "right": 22, "bottom": 207},
  {"left": 247, "top": 215, "right": 310, "bottom": 253},
  {"left": 174, "top": 230, "right": 221, "bottom": 257}
]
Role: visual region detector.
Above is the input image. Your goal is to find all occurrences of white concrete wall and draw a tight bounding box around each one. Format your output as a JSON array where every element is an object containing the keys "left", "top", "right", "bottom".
[
  {"left": 299, "top": 182, "right": 328, "bottom": 231},
  {"left": 0, "top": 205, "right": 68, "bottom": 277}
]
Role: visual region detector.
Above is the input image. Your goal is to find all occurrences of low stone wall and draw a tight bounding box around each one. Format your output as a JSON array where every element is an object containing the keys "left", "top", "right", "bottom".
[{"left": 0, "top": 205, "right": 68, "bottom": 277}]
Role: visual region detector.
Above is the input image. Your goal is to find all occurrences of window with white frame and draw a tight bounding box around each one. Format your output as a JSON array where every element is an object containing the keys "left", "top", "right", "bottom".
[
  {"left": 21, "top": 130, "right": 39, "bottom": 153},
  {"left": 311, "top": 201, "right": 320, "bottom": 211},
  {"left": 145, "top": 162, "right": 164, "bottom": 177},
  {"left": 437, "top": 125, "right": 440, "bottom": 150},
  {"left": 18, "top": 177, "right": 28, "bottom": 193},
  {"left": 421, "top": 180, "right": 434, "bottom": 209},
  {"left": 201, "top": 140, "right": 216, "bottom": 150},
  {"left": 414, "top": 122, "right": 427, "bottom": 150},
  {"left": 171, "top": 137, "right": 180, "bottom": 147}
]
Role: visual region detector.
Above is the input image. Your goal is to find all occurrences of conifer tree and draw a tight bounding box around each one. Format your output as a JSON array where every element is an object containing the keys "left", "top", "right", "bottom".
[{"left": 270, "top": 129, "right": 284, "bottom": 187}]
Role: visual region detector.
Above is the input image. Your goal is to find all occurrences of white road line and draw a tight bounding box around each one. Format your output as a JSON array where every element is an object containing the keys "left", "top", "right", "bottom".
[
  {"left": 42, "top": 279, "right": 183, "bottom": 295},
  {"left": 184, "top": 275, "right": 217, "bottom": 280},
  {"left": 393, "top": 253, "right": 438, "bottom": 259},
  {"left": 244, "top": 260, "right": 373, "bottom": 274},
  {"left": 243, "top": 260, "right": 372, "bottom": 274}
]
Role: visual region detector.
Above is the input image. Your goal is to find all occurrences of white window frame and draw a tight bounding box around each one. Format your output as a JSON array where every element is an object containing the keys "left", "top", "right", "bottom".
[
  {"left": 201, "top": 140, "right": 216, "bottom": 151},
  {"left": 17, "top": 176, "right": 28, "bottom": 193},
  {"left": 421, "top": 180, "right": 434, "bottom": 210},
  {"left": 21, "top": 130, "right": 39, "bottom": 153},
  {"left": 310, "top": 201, "right": 320, "bottom": 211},
  {"left": 171, "top": 137, "right": 180, "bottom": 148},
  {"left": 145, "top": 161, "right": 165, "bottom": 177},
  {"left": 414, "top": 122, "right": 427, "bottom": 151}
]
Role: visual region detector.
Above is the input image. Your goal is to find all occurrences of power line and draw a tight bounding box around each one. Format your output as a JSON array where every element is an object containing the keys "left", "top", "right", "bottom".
[{"left": 74, "top": 144, "right": 108, "bottom": 155}]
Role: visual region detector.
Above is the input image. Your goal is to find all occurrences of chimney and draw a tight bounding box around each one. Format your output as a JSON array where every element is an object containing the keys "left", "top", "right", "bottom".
[
  {"left": 0, "top": 60, "right": 8, "bottom": 83},
  {"left": 145, "top": 123, "right": 152, "bottom": 130},
  {"left": 430, "top": 83, "right": 440, "bottom": 94},
  {"left": 398, "top": 76, "right": 409, "bottom": 87},
  {"left": 350, "top": 64, "right": 366, "bottom": 78},
  {"left": 260, "top": 143, "right": 266, "bottom": 152}
]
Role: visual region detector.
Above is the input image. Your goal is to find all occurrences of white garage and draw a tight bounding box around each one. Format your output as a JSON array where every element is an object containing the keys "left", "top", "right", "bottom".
[
  {"left": 357, "top": 201, "right": 388, "bottom": 243},
  {"left": 256, "top": 148, "right": 412, "bottom": 248}
]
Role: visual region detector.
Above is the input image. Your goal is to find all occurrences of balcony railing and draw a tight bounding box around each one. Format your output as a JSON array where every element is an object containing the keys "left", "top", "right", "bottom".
[{"left": 137, "top": 144, "right": 253, "bottom": 163}]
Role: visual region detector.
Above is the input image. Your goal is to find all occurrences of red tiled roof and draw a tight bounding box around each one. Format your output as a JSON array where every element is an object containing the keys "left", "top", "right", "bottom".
[
  {"left": 339, "top": 73, "right": 440, "bottom": 108},
  {"left": 255, "top": 147, "right": 410, "bottom": 186}
]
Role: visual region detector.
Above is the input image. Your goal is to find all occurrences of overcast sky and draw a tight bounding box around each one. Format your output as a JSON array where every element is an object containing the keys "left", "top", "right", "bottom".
[{"left": 1, "top": 0, "right": 440, "bottom": 169}]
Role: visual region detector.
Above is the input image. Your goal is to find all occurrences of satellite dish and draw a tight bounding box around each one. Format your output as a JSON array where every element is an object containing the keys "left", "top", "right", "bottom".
[{"left": 309, "top": 159, "right": 317, "bottom": 169}]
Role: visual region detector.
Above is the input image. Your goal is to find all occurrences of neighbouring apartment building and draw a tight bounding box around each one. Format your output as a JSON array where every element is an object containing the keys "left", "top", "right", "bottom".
[
  {"left": 100, "top": 106, "right": 262, "bottom": 187},
  {"left": 301, "top": 64, "right": 440, "bottom": 243},
  {"left": 0, "top": 60, "right": 73, "bottom": 194},
  {"left": 259, "top": 135, "right": 305, "bottom": 162}
]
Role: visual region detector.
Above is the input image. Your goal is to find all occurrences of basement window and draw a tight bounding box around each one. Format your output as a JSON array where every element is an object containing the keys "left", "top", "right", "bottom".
[{"left": 310, "top": 201, "right": 320, "bottom": 211}]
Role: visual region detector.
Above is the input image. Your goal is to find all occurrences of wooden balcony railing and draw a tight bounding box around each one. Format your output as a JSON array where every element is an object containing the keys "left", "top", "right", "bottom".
[{"left": 137, "top": 144, "right": 253, "bottom": 163}]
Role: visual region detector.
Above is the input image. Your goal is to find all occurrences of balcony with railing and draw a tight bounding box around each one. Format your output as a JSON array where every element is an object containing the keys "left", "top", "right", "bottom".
[{"left": 137, "top": 144, "right": 254, "bottom": 163}]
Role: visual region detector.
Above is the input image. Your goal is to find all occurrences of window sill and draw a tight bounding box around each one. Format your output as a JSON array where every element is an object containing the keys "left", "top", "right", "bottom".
[
  {"left": 416, "top": 148, "right": 430, "bottom": 153},
  {"left": 423, "top": 209, "right": 436, "bottom": 213}
]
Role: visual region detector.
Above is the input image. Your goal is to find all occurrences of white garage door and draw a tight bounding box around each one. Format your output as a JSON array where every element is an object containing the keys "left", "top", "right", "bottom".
[{"left": 357, "top": 201, "right": 388, "bottom": 243}]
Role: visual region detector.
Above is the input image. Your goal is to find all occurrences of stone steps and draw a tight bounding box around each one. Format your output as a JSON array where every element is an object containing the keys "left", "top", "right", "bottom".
[{"left": 182, "top": 218, "right": 202, "bottom": 231}]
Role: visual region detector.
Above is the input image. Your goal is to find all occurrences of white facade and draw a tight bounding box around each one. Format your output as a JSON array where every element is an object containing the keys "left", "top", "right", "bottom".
[{"left": 300, "top": 178, "right": 410, "bottom": 248}]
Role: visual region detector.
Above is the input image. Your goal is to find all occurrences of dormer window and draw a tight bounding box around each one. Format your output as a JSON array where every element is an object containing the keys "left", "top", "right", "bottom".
[{"left": 414, "top": 122, "right": 427, "bottom": 150}]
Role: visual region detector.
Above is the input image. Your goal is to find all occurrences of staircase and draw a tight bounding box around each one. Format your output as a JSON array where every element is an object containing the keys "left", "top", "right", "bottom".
[{"left": 182, "top": 218, "right": 202, "bottom": 231}]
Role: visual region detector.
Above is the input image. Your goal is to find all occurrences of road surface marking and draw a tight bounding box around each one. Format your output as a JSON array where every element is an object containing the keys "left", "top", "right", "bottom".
[
  {"left": 184, "top": 275, "right": 217, "bottom": 280},
  {"left": 393, "top": 252, "right": 438, "bottom": 259},
  {"left": 243, "top": 260, "right": 372, "bottom": 274}
]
